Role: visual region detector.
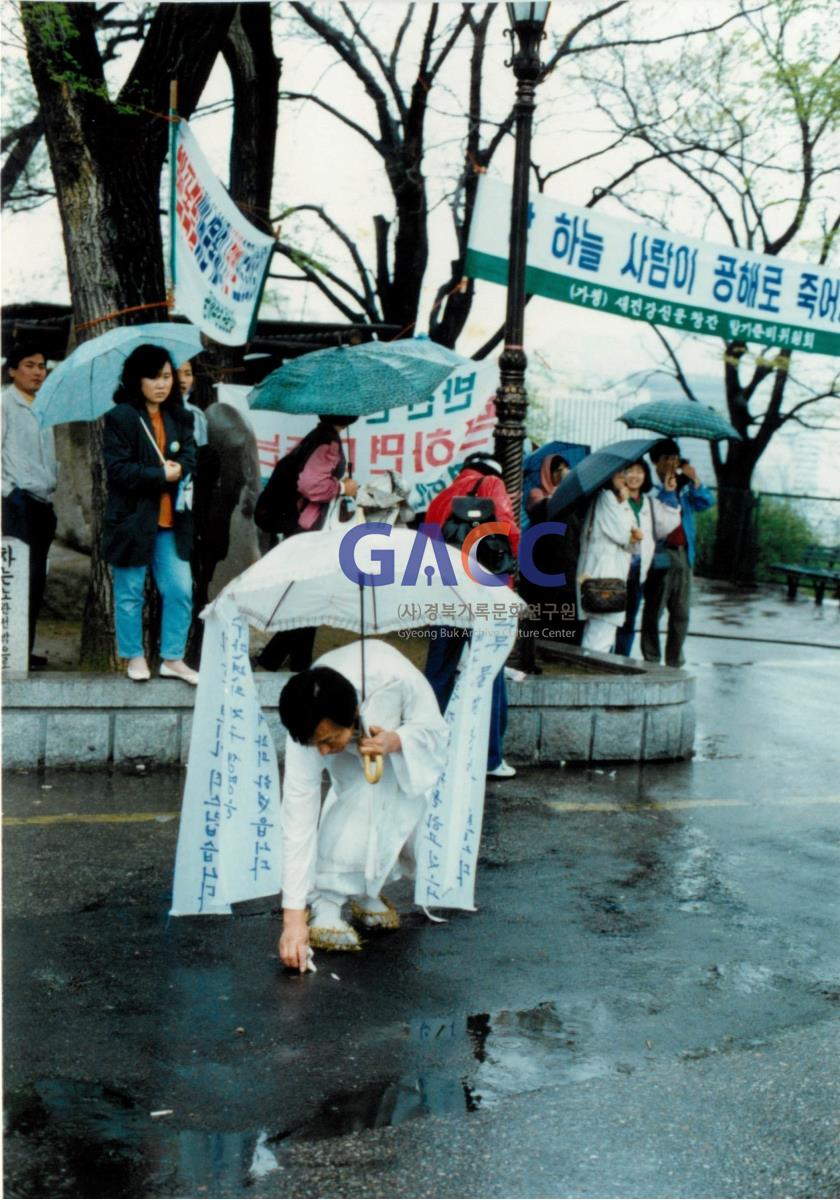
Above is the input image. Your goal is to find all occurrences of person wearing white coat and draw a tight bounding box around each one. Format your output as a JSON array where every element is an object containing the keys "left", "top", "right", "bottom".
[
  {"left": 578, "top": 468, "right": 680, "bottom": 655},
  {"left": 277, "top": 639, "right": 448, "bottom": 970},
  {"left": 615, "top": 459, "right": 682, "bottom": 656}
]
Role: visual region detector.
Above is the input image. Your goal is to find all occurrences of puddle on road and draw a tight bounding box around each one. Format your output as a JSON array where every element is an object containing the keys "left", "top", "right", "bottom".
[{"left": 4, "top": 1002, "right": 616, "bottom": 1196}]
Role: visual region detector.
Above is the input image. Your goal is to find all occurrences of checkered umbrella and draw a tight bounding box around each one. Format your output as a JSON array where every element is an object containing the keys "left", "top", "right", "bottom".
[
  {"left": 248, "top": 337, "right": 470, "bottom": 417},
  {"left": 619, "top": 399, "right": 741, "bottom": 441}
]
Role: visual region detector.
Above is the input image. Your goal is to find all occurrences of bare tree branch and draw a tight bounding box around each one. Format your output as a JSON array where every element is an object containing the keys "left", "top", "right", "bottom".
[
  {"left": 279, "top": 90, "right": 382, "bottom": 150},
  {"left": 275, "top": 202, "right": 379, "bottom": 317},
  {"left": 649, "top": 326, "right": 702, "bottom": 404}
]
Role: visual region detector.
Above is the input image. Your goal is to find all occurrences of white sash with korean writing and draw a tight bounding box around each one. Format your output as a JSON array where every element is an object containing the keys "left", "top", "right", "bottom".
[
  {"left": 170, "top": 595, "right": 282, "bottom": 915},
  {"left": 414, "top": 617, "right": 516, "bottom": 911}
]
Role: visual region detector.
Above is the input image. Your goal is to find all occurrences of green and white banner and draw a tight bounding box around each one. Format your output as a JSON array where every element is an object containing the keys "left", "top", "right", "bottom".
[{"left": 465, "top": 177, "right": 840, "bottom": 358}]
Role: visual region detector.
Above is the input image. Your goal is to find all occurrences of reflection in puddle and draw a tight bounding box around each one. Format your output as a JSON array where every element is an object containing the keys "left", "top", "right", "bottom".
[
  {"left": 5, "top": 1079, "right": 153, "bottom": 1199},
  {"left": 5, "top": 1002, "right": 613, "bottom": 1195},
  {"left": 274, "top": 1000, "right": 610, "bottom": 1146}
]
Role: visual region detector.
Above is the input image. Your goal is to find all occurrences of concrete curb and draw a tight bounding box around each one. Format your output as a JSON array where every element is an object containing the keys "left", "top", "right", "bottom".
[{"left": 2, "top": 650, "right": 694, "bottom": 770}]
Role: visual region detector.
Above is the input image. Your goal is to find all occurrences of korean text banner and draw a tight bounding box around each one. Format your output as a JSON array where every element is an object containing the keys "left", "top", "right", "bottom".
[
  {"left": 466, "top": 177, "right": 840, "bottom": 358},
  {"left": 414, "top": 618, "right": 516, "bottom": 912},
  {"left": 217, "top": 356, "right": 500, "bottom": 512},
  {"left": 170, "top": 596, "right": 282, "bottom": 916},
  {"left": 172, "top": 121, "right": 275, "bottom": 347}
]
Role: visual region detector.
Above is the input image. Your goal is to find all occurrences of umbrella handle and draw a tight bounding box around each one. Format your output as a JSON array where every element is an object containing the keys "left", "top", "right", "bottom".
[{"left": 363, "top": 752, "right": 383, "bottom": 785}]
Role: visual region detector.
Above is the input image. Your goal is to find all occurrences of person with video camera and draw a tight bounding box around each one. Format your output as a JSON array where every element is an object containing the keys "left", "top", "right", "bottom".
[
  {"left": 641, "top": 438, "right": 714, "bottom": 669},
  {"left": 422, "top": 452, "right": 520, "bottom": 779}
]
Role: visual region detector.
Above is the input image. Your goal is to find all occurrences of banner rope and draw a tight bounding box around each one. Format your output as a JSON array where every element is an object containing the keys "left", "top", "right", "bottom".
[{"left": 74, "top": 299, "right": 173, "bottom": 334}]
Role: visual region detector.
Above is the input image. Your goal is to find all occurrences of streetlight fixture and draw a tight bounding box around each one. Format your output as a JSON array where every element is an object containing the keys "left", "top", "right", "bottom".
[{"left": 494, "top": 1, "right": 550, "bottom": 507}]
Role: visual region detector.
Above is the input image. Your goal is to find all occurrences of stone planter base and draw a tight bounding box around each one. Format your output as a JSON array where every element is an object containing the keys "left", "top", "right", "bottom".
[{"left": 2, "top": 647, "right": 693, "bottom": 770}]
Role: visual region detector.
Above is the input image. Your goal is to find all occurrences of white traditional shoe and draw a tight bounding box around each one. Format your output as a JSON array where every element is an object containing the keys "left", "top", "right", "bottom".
[
  {"left": 487, "top": 760, "right": 517, "bottom": 779},
  {"left": 350, "top": 895, "right": 401, "bottom": 930},
  {"left": 309, "top": 921, "right": 362, "bottom": 952},
  {"left": 127, "top": 658, "right": 151, "bottom": 682},
  {"left": 160, "top": 660, "right": 199, "bottom": 686}
]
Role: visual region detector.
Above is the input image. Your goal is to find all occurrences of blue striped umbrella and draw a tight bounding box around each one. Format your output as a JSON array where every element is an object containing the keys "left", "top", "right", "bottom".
[{"left": 620, "top": 399, "right": 741, "bottom": 441}]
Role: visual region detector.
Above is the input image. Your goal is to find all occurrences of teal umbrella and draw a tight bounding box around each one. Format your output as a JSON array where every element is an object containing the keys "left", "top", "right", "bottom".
[
  {"left": 33, "top": 322, "right": 203, "bottom": 428},
  {"left": 619, "top": 399, "right": 741, "bottom": 441},
  {"left": 248, "top": 336, "right": 471, "bottom": 416}
]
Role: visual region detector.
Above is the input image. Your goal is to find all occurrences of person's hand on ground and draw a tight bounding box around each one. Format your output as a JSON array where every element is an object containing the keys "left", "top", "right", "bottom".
[{"left": 279, "top": 909, "right": 310, "bottom": 973}]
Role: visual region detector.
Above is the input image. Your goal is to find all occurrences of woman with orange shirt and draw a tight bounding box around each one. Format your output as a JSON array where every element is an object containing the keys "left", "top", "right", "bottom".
[{"left": 103, "top": 345, "right": 198, "bottom": 683}]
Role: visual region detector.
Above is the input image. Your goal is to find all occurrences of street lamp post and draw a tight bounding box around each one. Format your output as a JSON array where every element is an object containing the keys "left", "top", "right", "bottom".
[{"left": 494, "top": 2, "right": 550, "bottom": 509}]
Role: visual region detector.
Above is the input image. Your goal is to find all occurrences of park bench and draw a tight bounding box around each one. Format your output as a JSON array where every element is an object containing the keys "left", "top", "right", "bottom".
[{"left": 769, "top": 544, "right": 840, "bottom": 605}]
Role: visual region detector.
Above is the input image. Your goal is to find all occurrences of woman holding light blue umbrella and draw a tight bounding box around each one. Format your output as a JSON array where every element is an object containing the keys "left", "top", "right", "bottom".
[
  {"left": 102, "top": 345, "right": 198, "bottom": 684},
  {"left": 32, "top": 322, "right": 203, "bottom": 429}
]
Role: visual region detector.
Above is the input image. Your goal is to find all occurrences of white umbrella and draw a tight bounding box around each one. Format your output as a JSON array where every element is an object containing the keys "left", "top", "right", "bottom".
[
  {"left": 207, "top": 526, "right": 526, "bottom": 636},
  {"left": 172, "top": 526, "right": 522, "bottom": 916}
]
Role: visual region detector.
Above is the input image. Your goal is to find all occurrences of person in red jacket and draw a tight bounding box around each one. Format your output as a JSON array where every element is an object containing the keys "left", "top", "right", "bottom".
[{"left": 423, "top": 452, "right": 519, "bottom": 779}]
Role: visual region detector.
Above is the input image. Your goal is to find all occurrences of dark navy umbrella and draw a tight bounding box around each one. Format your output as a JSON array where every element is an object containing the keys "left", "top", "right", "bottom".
[
  {"left": 546, "top": 437, "right": 660, "bottom": 520},
  {"left": 521, "top": 439, "right": 591, "bottom": 528}
]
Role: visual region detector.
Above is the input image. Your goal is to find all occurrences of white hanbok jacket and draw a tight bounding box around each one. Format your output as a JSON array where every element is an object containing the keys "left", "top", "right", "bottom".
[
  {"left": 280, "top": 640, "right": 448, "bottom": 909},
  {"left": 577, "top": 489, "right": 681, "bottom": 629}
]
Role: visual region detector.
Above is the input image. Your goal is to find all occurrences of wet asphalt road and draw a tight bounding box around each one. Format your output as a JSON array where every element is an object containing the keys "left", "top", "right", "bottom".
[{"left": 3, "top": 585, "right": 840, "bottom": 1199}]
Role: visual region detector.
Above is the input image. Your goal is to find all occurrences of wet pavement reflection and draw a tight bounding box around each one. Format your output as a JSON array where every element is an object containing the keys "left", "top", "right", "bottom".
[{"left": 3, "top": 581, "right": 840, "bottom": 1198}]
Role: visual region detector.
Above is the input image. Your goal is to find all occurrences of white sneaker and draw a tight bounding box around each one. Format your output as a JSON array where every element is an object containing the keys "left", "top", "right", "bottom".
[
  {"left": 487, "top": 760, "right": 516, "bottom": 779},
  {"left": 160, "top": 660, "right": 199, "bottom": 686},
  {"left": 127, "top": 657, "right": 151, "bottom": 682}
]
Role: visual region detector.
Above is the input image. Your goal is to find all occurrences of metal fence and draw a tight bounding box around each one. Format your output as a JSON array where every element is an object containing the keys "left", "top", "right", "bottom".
[{"left": 697, "top": 488, "right": 840, "bottom": 583}]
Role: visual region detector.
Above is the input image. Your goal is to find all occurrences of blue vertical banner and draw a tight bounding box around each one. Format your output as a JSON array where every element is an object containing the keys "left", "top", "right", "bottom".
[{"left": 171, "top": 120, "right": 275, "bottom": 346}]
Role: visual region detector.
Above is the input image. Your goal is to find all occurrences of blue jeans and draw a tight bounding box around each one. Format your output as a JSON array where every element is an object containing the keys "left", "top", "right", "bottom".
[
  {"left": 424, "top": 627, "right": 508, "bottom": 771},
  {"left": 112, "top": 530, "right": 193, "bottom": 660}
]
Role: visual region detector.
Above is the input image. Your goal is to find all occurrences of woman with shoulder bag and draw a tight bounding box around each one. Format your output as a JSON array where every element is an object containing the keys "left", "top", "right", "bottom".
[
  {"left": 103, "top": 345, "right": 198, "bottom": 683},
  {"left": 577, "top": 471, "right": 640, "bottom": 654},
  {"left": 614, "top": 459, "right": 681, "bottom": 656}
]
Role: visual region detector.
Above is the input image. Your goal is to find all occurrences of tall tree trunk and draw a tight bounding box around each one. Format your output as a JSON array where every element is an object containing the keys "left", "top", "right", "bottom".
[
  {"left": 22, "top": 1, "right": 237, "bottom": 668},
  {"left": 710, "top": 441, "right": 761, "bottom": 584}
]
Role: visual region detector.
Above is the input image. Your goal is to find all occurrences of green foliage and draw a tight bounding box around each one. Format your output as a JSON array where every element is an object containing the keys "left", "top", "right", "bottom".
[
  {"left": 22, "top": 3, "right": 138, "bottom": 116},
  {"left": 695, "top": 496, "right": 821, "bottom": 580},
  {"left": 525, "top": 383, "right": 553, "bottom": 444}
]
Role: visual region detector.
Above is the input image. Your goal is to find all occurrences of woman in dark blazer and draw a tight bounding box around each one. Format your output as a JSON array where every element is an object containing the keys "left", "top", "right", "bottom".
[{"left": 103, "top": 344, "right": 198, "bottom": 683}]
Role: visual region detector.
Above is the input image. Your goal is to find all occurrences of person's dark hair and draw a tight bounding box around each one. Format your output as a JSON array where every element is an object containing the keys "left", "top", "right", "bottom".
[
  {"left": 628, "top": 458, "right": 652, "bottom": 493},
  {"left": 463, "top": 451, "right": 504, "bottom": 478},
  {"left": 179, "top": 357, "right": 215, "bottom": 412},
  {"left": 602, "top": 474, "right": 626, "bottom": 495},
  {"left": 279, "top": 666, "right": 358, "bottom": 744},
  {"left": 4, "top": 341, "right": 47, "bottom": 376},
  {"left": 550, "top": 455, "right": 570, "bottom": 475},
  {"left": 113, "top": 344, "right": 188, "bottom": 424},
  {"left": 317, "top": 414, "right": 359, "bottom": 428},
  {"left": 650, "top": 438, "right": 680, "bottom": 463}
]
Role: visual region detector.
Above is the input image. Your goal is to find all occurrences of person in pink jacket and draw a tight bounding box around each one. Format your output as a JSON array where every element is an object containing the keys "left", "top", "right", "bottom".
[{"left": 255, "top": 415, "right": 358, "bottom": 672}]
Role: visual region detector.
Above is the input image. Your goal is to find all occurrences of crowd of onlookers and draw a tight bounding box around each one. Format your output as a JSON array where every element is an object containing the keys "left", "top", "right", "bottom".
[
  {"left": 2, "top": 339, "right": 713, "bottom": 711},
  {"left": 519, "top": 444, "right": 713, "bottom": 670}
]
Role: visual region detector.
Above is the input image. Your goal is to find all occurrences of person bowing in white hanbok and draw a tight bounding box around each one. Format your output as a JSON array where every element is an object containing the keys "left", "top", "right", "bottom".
[{"left": 278, "top": 639, "right": 448, "bottom": 970}]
